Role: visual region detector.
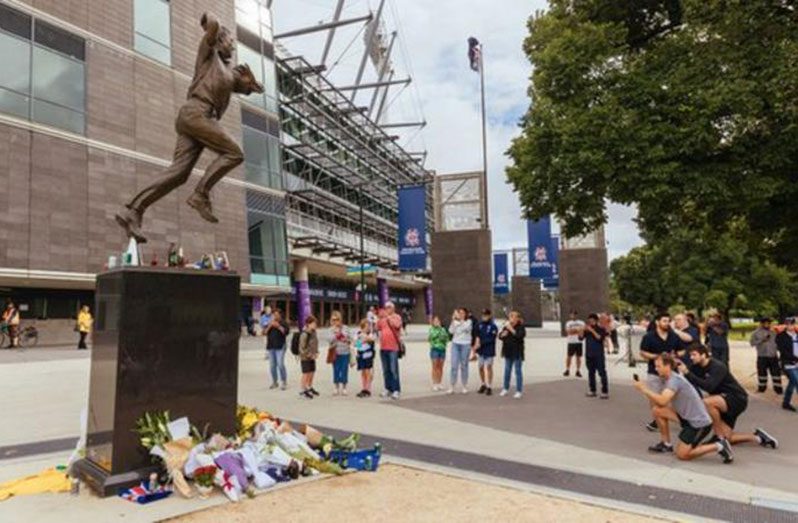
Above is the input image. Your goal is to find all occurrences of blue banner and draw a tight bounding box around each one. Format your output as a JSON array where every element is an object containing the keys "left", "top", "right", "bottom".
[
  {"left": 543, "top": 235, "right": 559, "bottom": 288},
  {"left": 398, "top": 185, "right": 428, "bottom": 271},
  {"left": 528, "top": 217, "right": 554, "bottom": 281},
  {"left": 493, "top": 253, "right": 509, "bottom": 295}
]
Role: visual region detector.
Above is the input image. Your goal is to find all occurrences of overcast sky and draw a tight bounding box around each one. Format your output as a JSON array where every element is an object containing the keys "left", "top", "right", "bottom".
[{"left": 271, "top": 0, "right": 642, "bottom": 261}]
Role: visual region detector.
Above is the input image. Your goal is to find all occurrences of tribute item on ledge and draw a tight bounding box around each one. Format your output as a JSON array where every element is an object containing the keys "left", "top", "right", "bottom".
[{"left": 115, "top": 12, "right": 264, "bottom": 243}]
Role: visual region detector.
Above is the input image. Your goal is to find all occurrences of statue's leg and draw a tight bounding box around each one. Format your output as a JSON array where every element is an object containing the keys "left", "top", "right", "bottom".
[
  {"left": 116, "top": 133, "right": 203, "bottom": 243},
  {"left": 128, "top": 134, "right": 204, "bottom": 212},
  {"left": 185, "top": 116, "right": 244, "bottom": 223}
]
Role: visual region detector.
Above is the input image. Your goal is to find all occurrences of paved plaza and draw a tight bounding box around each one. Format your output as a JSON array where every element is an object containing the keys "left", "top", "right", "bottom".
[{"left": 1, "top": 324, "right": 797, "bottom": 522}]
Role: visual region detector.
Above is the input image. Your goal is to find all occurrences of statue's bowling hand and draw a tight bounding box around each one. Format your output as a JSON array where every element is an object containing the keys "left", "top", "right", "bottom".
[
  {"left": 201, "top": 12, "right": 208, "bottom": 29},
  {"left": 234, "top": 64, "right": 265, "bottom": 94}
]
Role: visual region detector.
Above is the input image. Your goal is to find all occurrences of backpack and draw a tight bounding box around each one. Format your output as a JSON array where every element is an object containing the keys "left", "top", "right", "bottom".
[{"left": 290, "top": 330, "right": 301, "bottom": 356}]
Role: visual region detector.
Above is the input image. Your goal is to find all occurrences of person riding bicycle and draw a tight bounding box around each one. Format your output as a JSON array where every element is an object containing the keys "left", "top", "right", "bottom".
[{"left": 2, "top": 300, "right": 20, "bottom": 348}]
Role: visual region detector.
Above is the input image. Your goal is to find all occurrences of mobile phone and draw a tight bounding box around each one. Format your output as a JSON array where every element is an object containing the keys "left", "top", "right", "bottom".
[{"left": 633, "top": 374, "right": 640, "bottom": 382}]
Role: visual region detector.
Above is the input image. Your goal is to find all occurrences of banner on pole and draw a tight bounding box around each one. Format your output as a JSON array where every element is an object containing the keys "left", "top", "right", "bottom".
[
  {"left": 493, "top": 253, "right": 509, "bottom": 295},
  {"left": 543, "top": 235, "right": 559, "bottom": 288},
  {"left": 398, "top": 185, "right": 428, "bottom": 271},
  {"left": 528, "top": 217, "right": 555, "bottom": 281}
]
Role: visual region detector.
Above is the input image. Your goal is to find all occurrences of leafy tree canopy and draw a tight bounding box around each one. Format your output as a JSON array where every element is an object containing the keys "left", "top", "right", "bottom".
[{"left": 508, "top": 0, "right": 798, "bottom": 263}]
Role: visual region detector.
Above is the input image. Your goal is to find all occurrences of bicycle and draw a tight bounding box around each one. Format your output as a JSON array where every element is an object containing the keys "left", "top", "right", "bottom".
[{"left": 0, "top": 322, "right": 39, "bottom": 349}]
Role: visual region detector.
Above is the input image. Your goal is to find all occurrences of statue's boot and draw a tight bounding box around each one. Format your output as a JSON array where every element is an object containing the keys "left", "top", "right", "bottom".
[
  {"left": 115, "top": 206, "right": 148, "bottom": 244},
  {"left": 187, "top": 191, "right": 219, "bottom": 223}
]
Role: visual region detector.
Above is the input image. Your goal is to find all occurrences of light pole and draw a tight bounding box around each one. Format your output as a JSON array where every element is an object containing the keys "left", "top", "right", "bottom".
[{"left": 359, "top": 185, "right": 366, "bottom": 321}]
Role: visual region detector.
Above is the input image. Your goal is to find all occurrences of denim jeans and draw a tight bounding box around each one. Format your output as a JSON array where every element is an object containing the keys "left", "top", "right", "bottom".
[
  {"left": 503, "top": 357, "right": 523, "bottom": 392},
  {"left": 268, "top": 347, "right": 287, "bottom": 384},
  {"left": 586, "top": 355, "right": 608, "bottom": 394},
  {"left": 784, "top": 368, "right": 798, "bottom": 406},
  {"left": 380, "top": 350, "right": 401, "bottom": 392},
  {"left": 450, "top": 342, "right": 470, "bottom": 387},
  {"left": 333, "top": 353, "right": 350, "bottom": 385}
]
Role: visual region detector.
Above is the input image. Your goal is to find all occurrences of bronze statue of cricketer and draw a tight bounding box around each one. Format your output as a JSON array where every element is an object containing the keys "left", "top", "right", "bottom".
[{"left": 116, "top": 13, "right": 264, "bottom": 243}]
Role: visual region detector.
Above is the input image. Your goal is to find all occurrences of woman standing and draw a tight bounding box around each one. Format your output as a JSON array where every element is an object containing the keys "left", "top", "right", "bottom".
[
  {"left": 2, "top": 301, "right": 20, "bottom": 348},
  {"left": 328, "top": 311, "right": 353, "bottom": 396},
  {"left": 448, "top": 308, "right": 473, "bottom": 394},
  {"left": 499, "top": 311, "right": 526, "bottom": 399},
  {"left": 77, "top": 305, "right": 93, "bottom": 350}
]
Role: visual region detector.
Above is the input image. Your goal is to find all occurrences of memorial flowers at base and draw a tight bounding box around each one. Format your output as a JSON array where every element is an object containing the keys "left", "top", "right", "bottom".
[{"left": 130, "top": 404, "right": 377, "bottom": 504}]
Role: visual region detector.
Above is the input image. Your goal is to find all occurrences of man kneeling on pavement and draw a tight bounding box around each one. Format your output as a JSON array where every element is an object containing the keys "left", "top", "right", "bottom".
[{"left": 634, "top": 352, "right": 777, "bottom": 464}]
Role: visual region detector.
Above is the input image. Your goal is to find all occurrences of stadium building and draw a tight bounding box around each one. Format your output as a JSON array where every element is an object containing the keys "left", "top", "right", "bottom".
[{"left": 0, "top": 0, "right": 432, "bottom": 342}]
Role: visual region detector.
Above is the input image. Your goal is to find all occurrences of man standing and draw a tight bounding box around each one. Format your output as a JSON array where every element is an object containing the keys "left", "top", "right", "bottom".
[
  {"left": 377, "top": 302, "right": 404, "bottom": 400},
  {"left": 476, "top": 309, "right": 499, "bottom": 395},
  {"left": 564, "top": 310, "right": 584, "bottom": 377},
  {"left": 639, "top": 313, "right": 683, "bottom": 431},
  {"left": 679, "top": 345, "right": 778, "bottom": 449},
  {"left": 706, "top": 312, "right": 730, "bottom": 366},
  {"left": 2, "top": 300, "right": 19, "bottom": 348},
  {"left": 749, "top": 318, "right": 783, "bottom": 394},
  {"left": 776, "top": 318, "right": 798, "bottom": 412},
  {"left": 582, "top": 313, "right": 609, "bottom": 399},
  {"left": 264, "top": 309, "right": 289, "bottom": 390},
  {"left": 672, "top": 313, "right": 697, "bottom": 362},
  {"left": 634, "top": 354, "right": 734, "bottom": 463}
]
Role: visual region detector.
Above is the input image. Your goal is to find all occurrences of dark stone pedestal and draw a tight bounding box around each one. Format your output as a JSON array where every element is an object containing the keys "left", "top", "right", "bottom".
[
  {"left": 430, "top": 229, "right": 492, "bottom": 319},
  {"left": 511, "top": 276, "right": 543, "bottom": 328},
  {"left": 73, "top": 267, "right": 240, "bottom": 496}
]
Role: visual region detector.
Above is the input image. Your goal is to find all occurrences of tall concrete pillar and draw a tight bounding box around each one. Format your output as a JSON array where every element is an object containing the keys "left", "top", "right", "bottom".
[
  {"left": 377, "top": 278, "right": 389, "bottom": 308},
  {"left": 294, "top": 260, "right": 311, "bottom": 328}
]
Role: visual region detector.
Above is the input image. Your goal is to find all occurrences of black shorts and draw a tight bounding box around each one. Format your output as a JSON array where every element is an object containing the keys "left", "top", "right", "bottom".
[
  {"left": 678, "top": 418, "right": 713, "bottom": 447},
  {"left": 567, "top": 343, "right": 583, "bottom": 357},
  {"left": 720, "top": 393, "right": 748, "bottom": 429},
  {"left": 357, "top": 351, "right": 375, "bottom": 370},
  {"left": 300, "top": 359, "right": 316, "bottom": 374}
]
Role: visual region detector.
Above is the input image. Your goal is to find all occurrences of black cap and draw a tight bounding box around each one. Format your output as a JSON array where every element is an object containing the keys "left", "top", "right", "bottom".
[
  {"left": 482, "top": 308, "right": 492, "bottom": 316},
  {"left": 759, "top": 317, "right": 773, "bottom": 323}
]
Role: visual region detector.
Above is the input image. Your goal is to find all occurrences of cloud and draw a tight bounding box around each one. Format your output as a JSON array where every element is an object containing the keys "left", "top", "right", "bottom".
[{"left": 271, "top": 0, "right": 642, "bottom": 261}]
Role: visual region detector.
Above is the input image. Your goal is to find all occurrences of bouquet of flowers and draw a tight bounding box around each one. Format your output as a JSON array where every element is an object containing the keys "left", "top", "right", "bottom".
[
  {"left": 194, "top": 465, "right": 217, "bottom": 488},
  {"left": 134, "top": 411, "right": 172, "bottom": 455}
]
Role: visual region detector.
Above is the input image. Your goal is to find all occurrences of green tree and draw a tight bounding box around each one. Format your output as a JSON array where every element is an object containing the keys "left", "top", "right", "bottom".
[
  {"left": 610, "top": 225, "right": 798, "bottom": 318},
  {"left": 507, "top": 1, "right": 798, "bottom": 262}
]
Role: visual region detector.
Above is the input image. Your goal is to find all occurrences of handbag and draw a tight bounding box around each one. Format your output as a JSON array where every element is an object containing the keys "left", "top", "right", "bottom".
[
  {"left": 326, "top": 346, "right": 336, "bottom": 364},
  {"left": 387, "top": 319, "right": 406, "bottom": 359}
]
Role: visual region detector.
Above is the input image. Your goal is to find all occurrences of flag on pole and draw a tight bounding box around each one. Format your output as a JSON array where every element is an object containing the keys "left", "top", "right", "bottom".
[{"left": 468, "top": 37, "right": 482, "bottom": 72}]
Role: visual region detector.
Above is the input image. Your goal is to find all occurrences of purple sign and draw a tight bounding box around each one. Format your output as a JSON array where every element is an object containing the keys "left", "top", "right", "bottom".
[
  {"left": 295, "top": 280, "right": 311, "bottom": 328},
  {"left": 377, "top": 278, "right": 389, "bottom": 308},
  {"left": 424, "top": 286, "right": 433, "bottom": 319}
]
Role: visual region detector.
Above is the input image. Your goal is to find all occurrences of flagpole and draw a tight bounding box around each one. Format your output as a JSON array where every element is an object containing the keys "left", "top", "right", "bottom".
[{"left": 479, "top": 44, "right": 489, "bottom": 229}]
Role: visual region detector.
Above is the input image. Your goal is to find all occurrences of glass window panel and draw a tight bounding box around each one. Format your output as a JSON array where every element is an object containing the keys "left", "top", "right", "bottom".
[
  {"left": 263, "top": 59, "right": 277, "bottom": 100},
  {"left": 32, "top": 99, "right": 84, "bottom": 134},
  {"left": 0, "top": 87, "right": 29, "bottom": 119},
  {"left": 273, "top": 219, "right": 287, "bottom": 261},
  {"left": 135, "top": 0, "right": 170, "bottom": 46},
  {"left": 32, "top": 46, "right": 84, "bottom": 111},
  {"left": 134, "top": 33, "right": 171, "bottom": 65},
  {"left": 267, "top": 135, "right": 280, "bottom": 175},
  {"left": 235, "top": 0, "right": 261, "bottom": 36},
  {"left": 243, "top": 126, "right": 268, "bottom": 169},
  {"left": 0, "top": 32, "right": 30, "bottom": 93}
]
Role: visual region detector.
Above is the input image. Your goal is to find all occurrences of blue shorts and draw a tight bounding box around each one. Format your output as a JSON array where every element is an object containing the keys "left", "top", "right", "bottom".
[
  {"left": 478, "top": 355, "right": 494, "bottom": 367},
  {"left": 430, "top": 348, "right": 446, "bottom": 360},
  {"left": 357, "top": 348, "right": 375, "bottom": 370}
]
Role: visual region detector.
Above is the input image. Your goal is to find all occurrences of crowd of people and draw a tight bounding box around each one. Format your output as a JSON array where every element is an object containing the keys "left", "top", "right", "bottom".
[
  {"left": 563, "top": 309, "right": 787, "bottom": 465},
  {"left": 256, "top": 303, "right": 528, "bottom": 401}
]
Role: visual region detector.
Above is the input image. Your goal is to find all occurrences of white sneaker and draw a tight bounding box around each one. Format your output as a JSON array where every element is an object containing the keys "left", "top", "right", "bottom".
[
  {"left": 446, "top": 388, "right": 454, "bottom": 395},
  {"left": 513, "top": 392, "right": 523, "bottom": 399},
  {"left": 432, "top": 384, "right": 439, "bottom": 391},
  {"left": 342, "top": 388, "right": 348, "bottom": 396},
  {"left": 380, "top": 391, "right": 390, "bottom": 398},
  {"left": 391, "top": 391, "right": 400, "bottom": 400},
  {"left": 499, "top": 389, "right": 509, "bottom": 397},
  {"left": 460, "top": 387, "right": 468, "bottom": 394},
  {"left": 332, "top": 389, "right": 340, "bottom": 396}
]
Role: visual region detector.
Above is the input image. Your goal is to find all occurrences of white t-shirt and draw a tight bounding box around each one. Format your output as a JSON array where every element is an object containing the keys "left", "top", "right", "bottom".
[{"left": 565, "top": 320, "right": 585, "bottom": 344}]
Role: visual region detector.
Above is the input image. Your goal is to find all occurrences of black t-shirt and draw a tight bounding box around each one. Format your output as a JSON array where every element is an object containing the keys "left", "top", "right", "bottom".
[
  {"left": 583, "top": 326, "right": 607, "bottom": 357},
  {"left": 265, "top": 320, "right": 289, "bottom": 349},
  {"left": 685, "top": 359, "right": 747, "bottom": 402},
  {"left": 640, "top": 329, "right": 682, "bottom": 374}
]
